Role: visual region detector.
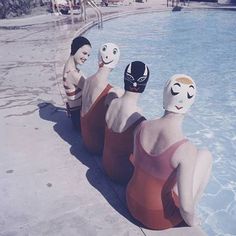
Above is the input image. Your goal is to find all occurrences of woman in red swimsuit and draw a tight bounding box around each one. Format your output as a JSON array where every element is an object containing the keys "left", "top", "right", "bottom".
[
  {"left": 102, "top": 61, "right": 149, "bottom": 184},
  {"left": 81, "top": 42, "right": 121, "bottom": 155},
  {"left": 126, "top": 74, "right": 212, "bottom": 230}
]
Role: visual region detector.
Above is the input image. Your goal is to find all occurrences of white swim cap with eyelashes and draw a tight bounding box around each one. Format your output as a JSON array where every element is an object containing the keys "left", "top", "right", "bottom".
[
  {"left": 98, "top": 43, "right": 120, "bottom": 69},
  {"left": 163, "top": 74, "right": 196, "bottom": 114}
]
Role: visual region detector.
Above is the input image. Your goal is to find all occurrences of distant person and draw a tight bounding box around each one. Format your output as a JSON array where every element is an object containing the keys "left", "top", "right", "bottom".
[
  {"left": 79, "top": 0, "right": 86, "bottom": 21},
  {"left": 81, "top": 43, "right": 121, "bottom": 155},
  {"left": 51, "top": 0, "right": 73, "bottom": 15},
  {"left": 102, "top": 0, "right": 108, "bottom": 7},
  {"left": 126, "top": 74, "right": 212, "bottom": 229},
  {"left": 63, "top": 36, "right": 92, "bottom": 131},
  {"left": 102, "top": 61, "right": 149, "bottom": 184}
]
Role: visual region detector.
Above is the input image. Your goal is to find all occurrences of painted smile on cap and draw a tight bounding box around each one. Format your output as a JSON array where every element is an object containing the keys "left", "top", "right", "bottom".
[
  {"left": 102, "top": 58, "right": 114, "bottom": 65},
  {"left": 163, "top": 74, "right": 196, "bottom": 114},
  {"left": 175, "top": 106, "right": 183, "bottom": 110}
]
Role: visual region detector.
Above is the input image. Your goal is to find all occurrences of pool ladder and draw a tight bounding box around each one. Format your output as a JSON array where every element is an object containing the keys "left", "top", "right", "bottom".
[{"left": 86, "top": 0, "right": 103, "bottom": 29}]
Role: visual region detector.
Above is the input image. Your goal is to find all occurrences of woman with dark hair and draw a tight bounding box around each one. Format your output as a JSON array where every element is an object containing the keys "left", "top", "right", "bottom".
[
  {"left": 63, "top": 36, "right": 92, "bottom": 131},
  {"left": 102, "top": 61, "right": 149, "bottom": 184}
]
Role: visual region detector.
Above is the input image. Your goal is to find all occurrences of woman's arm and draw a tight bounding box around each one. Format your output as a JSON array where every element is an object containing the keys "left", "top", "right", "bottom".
[
  {"left": 70, "top": 69, "right": 86, "bottom": 89},
  {"left": 175, "top": 143, "right": 200, "bottom": 226}
]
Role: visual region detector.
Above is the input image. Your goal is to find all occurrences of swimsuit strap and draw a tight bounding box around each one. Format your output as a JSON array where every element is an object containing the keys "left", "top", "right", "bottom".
[
  {"left": 93, "top": 83, "right": 112, "bottom": 107},
  {"left": 127, "top": 116, "right": 146, "bottom": 132},
  {"left": 136, "top": 125, "right": 188, "bottom": 159},
  {"left": 160, "top": 139, "right": 188, "bottom": 159},
  {"left": 108, "top": 116, "right": 146, "bottom": 134},
  {"left": 104, "top": 84, "right": 112, "bottom": 94},
  {"left": 84, "top": 83, "right": 112, "bottom": 116}
]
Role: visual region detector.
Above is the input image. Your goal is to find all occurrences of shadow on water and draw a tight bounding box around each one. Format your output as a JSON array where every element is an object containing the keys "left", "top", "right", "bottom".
[{"left": 38, "top": 101, "right": 142, "bottom": 226}]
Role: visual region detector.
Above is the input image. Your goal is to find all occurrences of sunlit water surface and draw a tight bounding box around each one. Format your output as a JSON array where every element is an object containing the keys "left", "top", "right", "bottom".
[{"left": 81, "top": 10, "right": 236, "bottom": 236}]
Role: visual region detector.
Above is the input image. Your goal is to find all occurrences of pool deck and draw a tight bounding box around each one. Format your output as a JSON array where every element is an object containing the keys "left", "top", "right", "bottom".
[{"left": 0, "top": 1, "right": 234, "bottom": 235}]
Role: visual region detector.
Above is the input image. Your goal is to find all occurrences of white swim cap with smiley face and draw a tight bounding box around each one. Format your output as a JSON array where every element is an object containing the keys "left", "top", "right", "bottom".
[
  {"left": 163, "top": 74, "right": 196, "bottom": 114},
  {"left": 98, "top": 43, "right": 120, "bottom": 69}
]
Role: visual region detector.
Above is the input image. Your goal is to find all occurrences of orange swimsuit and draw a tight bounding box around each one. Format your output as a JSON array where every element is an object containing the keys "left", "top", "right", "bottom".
[
  {"left": 102, "top": 117, "right": 146, "bottom": 184},
  {"left": 81, "top": 84, "right": 112, "bottom": 155},
  {"left": 126, "top": 125, "right": 188, "bottom": 230}
]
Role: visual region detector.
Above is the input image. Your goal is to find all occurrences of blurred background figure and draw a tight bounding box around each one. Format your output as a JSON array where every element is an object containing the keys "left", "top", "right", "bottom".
[{"left": 51, "top": 0, "right": 73, "bottom": 15}]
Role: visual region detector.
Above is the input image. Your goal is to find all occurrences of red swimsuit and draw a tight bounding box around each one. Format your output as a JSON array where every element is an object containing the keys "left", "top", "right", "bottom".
[
  {"left": 102, "top": 117, "right": 146, "bottom": 184},
  {"left": 81, "top": 84, "right": 112, "bottom": 155},
  {"left": 126, "top": 125, "right": 188, "bottom": 230}
]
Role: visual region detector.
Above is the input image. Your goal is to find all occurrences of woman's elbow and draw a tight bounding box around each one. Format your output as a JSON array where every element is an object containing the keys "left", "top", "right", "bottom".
[
  {"left": 180, "top": 204, "right": 194, "bottom": 217},
  {"left": 179, "top": 204, "right": 196, "bottom": 226}
]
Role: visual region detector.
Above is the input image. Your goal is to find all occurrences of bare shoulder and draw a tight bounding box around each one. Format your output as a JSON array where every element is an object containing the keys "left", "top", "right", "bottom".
[
  {"left": 105, "top": 87, "right": 123, "bottom": 106},
  {"left": 106, "top": 98, "right": 120, "bottom": 114},
  {"left": 134, "top": 119, "right": 146, "bottom": 134},
  {"left": 171, "top": 141, "right": 198, "bottom": 168},
  {"left": 134, "top": 119, "right": 154, "bottom": 142},
  {"left": 106, "top": 95, "right": 119, "bottom": 109},
  {"left": 109, "top": 86, "right": 124, "bottom": 98},
  {"left": 141, "top": 119, "right": 160, "bottom": 135}
]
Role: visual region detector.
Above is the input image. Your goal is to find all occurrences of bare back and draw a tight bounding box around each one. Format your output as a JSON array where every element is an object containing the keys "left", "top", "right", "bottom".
[
  {"left": 81, "top": 74, "right": 109, "bottom": 116},
  {"left": 106, "top": 96, "right": 143, "bottom": 133},
  {"left": 139, "top": 118, "right": 185, "bottom": 155},
  {"left": 135, "top": 114, "right": 204, "bottom": 227}
]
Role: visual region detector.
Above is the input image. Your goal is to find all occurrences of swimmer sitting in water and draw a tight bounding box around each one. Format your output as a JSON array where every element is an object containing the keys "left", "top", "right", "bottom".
[
  {"left": 63, "top": 36, "right": 91, "bottom": 131},
  {"left": 126, "top": 74, "right": 212, "bottom": 230},
  {"left": 81, "top": 42, "right": 121, "bottom": 155},
  {"left": 102, "top": 61, "right": 149, "bottom": 184}
]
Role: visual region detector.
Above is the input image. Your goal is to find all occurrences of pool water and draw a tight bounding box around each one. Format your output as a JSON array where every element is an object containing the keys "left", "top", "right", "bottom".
[{"left": 82, "top": 10, "right": 236, "bottom": 236}]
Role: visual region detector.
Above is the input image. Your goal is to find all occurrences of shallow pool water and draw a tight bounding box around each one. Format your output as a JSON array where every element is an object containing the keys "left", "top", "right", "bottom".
[{"left": 82, "top": 9, "right": 236, "bottom": 236}]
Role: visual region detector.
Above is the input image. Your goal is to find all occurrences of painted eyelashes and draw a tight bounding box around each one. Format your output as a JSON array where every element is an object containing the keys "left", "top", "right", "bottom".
[{"left": 171, "top": 83, "right": 195, "bottom": 99}]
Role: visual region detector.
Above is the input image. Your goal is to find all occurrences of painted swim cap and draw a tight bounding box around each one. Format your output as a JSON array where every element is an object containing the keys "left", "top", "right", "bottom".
[
  {"left": 124, "top": 61, "right": 149, "bottom": 93},
  {"left": 98, "top": 43, "right": 120, "bottom": 69},
  {"left": 163, "top": 74, "right": 196, "bottom": 114},
  {"left": 71, "top": 36, "right": 91, "bottom": 56}
]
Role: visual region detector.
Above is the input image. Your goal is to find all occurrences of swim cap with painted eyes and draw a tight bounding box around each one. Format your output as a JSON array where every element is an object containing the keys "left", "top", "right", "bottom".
[
  {"left": 163, "top": 74, "right": 196, "bottom": 114},
  {"left": 98, "top": 43, "right": 120, "bottom": 69},
  {"left": 124, "top": 61, "right": 149, "bottom": 93}
]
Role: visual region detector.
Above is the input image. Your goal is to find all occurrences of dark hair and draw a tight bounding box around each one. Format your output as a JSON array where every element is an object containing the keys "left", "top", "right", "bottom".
[{"left": 70, "top": 36, "right": 91, "bottom": 56}]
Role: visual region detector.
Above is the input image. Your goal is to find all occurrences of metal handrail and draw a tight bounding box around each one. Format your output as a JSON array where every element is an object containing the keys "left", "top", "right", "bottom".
[{"left": 86, "top": 0, "right": 103, "bottom": 28}]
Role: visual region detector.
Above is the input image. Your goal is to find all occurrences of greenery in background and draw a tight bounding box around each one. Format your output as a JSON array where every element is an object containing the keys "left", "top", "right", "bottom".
[{"left": 0, "top": 0, "right": 42, "bottom": 19}]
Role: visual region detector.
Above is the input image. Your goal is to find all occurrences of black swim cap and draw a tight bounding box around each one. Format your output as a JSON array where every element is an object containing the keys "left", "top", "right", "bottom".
[
  {"left": 70, "top": 36, "right": 91, "bottom": 56},
  {"left": 124, "top": 61, "right": 150, "bottom": 93}
]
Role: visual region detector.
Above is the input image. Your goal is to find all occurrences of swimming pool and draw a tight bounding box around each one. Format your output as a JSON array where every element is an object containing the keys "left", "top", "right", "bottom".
[{"left": 82, "top": 9, "right": 236, "bottom": 236}]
